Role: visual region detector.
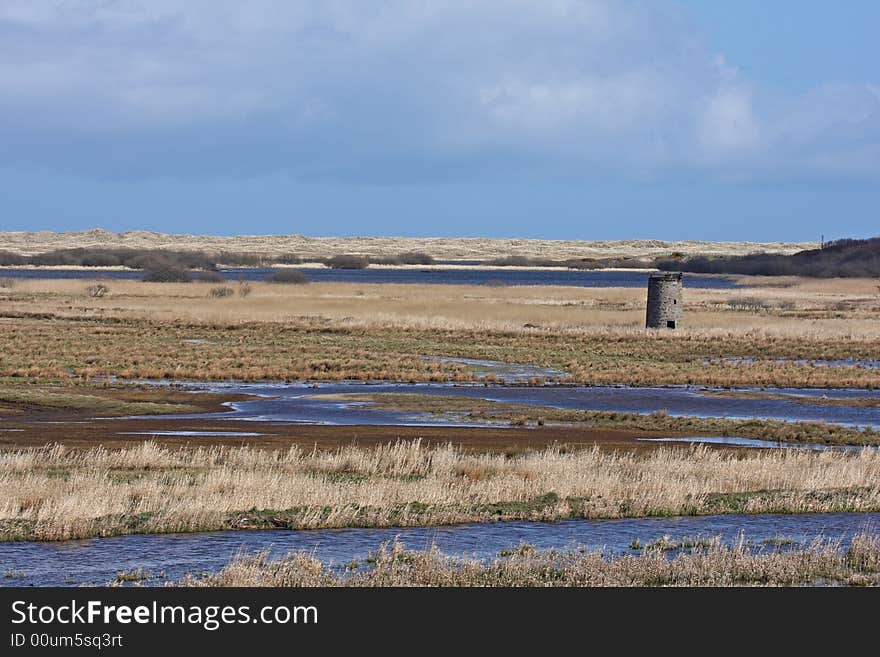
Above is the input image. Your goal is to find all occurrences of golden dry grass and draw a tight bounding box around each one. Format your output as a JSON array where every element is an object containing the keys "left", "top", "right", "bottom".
[
  {"left": 1, "top": 441, "right": 878, "bottom": 541},
  {"left": 4, "top": 276, "right": 879, "bottom": 335},
  {"left": 0, "top": 276, "right": 879, "bottom": 386},
  {"left": 184, "top": 534, "right": 880, "bottom": 587}
]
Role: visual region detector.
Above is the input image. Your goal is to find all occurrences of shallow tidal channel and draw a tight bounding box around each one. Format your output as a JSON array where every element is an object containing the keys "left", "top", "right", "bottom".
[
  {"left": 1, "top": 512, "right": 877, "bottom": 587},
  {"left": 142, "top": 379, "right": 880, "bottom": 432}
]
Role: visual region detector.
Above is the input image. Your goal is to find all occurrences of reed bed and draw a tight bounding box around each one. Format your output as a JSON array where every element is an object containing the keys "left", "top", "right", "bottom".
[
  {"left": 3, "top": 278, "right": 879, "bottom": 335},
  {"left": 2, "top": 441, "right": 879, "bottom": 541},
  {"left": 1, "top": 313, "right": 879, "bottom": 387},
  {"left": 1, "top": 278, "right": 878, "bottom": 387},
  {"left": 182, "top": 534, "right": 880, "bottom": 587}
]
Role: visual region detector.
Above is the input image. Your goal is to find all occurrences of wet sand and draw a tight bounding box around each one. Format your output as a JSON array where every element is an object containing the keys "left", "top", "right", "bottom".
[
  {"left": 0, "top": 415, "right": 672, "bottom": 452},
  {"left": 0, "top": 390, "right": 690, "bottom": 452}
]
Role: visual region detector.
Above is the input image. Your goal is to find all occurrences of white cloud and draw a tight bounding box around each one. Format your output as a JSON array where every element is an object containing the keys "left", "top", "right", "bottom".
[
  {"left": 0, "top": 0, "right": 876, "bottom": 181},
  {"left": 697, "top": 87, "right": 761, "bottom": 156}
]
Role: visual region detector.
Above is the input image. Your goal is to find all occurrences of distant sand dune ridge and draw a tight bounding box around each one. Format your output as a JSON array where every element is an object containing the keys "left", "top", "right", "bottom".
[{"left": 0, "top": 229, "right": 816, "bottom": 260}]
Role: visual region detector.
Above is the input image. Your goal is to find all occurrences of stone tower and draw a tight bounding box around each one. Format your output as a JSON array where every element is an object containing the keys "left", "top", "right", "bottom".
[{"left": 646, "top": 272, "right": 683, "bottom": 329}]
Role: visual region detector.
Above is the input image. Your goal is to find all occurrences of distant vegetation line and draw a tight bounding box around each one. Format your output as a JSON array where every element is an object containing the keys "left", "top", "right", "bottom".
[
  {"left": 484, "top": 255, "right": 653, "bottom": 269},
  {"left": 0, "top": 247, "right": 438, "bottom": 280},
  {"left": 658, "top": 238, "right": 880, "bottom": 278},
  {"left": 1, "top": 237, "right": 877, "bottom": 278}
]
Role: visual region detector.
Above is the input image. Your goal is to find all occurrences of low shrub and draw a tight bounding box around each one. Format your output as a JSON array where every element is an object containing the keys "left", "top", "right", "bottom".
[
  {"left": 268, "top": 269, "right": 309, "bottom": 284},
  {"left": 142, "top": 262, "right": 193, "bottom": 283},
  {"left": 325, "top": 255, "right": 369, "bottom": 270},
  {"left": 397, "top": 252, "right": 435, "bottom": 265},
  {"left": 0, "top": 278, "right": 15, "bottom": 289},
  {"left": 658, "top": 237, "right": 880, "bottom": 278},
  {"left": 215, "top": 252, "right": 266, "bottom": 267},
  {"left": 564, "top": 258, "right": 600, "bottom": 270},
  {"left": 368, "top": 252, "right": 436, "bottom": 266},
  {"left": 485, "top": 255, "right": 571, "bottom": 267},
  {"left": 728, "top": 297, "right": 770, "bottom": 311},
  {"left": 86, "top": 284, "right": 109, "bottom": 298},
  {"left": 486, "top": 255, "right": 535, "bottom": 267},
  {"left": 80, "top": 253, "right": 123, "bottom": 267},
  {"left": 0, "top": 251, "right": 26, "bottom": 266},
  {"left": 209, "top": 287, "right": 235, "bottom": 298}
]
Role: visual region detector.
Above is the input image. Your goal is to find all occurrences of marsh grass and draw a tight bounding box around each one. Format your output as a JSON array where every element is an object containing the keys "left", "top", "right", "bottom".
[
  {"left": 0, "top": 313, "right": 878, "bottom": 388},
  {"left": 1, "top": 441, "right": 878, "bottom": 541},
  {"left": 113, "top": 568, "right": 161, "bottom": 584},
  {"left": 182, "top": 534, "right": 880, "bottom": 587},
  {"left": 323, "top": 393, "right": 880, "bottom": 446},
  {"left": 1, "top": 277, "right": 878, "bottom": 387}
]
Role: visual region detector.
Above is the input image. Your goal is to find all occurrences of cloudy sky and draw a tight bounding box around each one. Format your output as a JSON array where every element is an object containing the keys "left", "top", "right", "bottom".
[{"left": 1, "top": 0, "right": 878, "bottom": 239}]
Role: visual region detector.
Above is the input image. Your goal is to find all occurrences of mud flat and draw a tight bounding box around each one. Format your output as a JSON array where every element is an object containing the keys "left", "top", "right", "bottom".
[{"left": 141, "top": 381, "right": 880, "bottom": 431}]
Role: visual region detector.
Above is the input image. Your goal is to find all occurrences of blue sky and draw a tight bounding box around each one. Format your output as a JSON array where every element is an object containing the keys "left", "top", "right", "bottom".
[{"left": 0, "top": 1, "right": 877, "bottom": 240}]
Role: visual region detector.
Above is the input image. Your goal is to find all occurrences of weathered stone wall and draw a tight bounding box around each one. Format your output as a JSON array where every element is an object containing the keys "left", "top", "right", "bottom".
[{"left": 646, "top": 272, "right": 683, "bottom": 329}]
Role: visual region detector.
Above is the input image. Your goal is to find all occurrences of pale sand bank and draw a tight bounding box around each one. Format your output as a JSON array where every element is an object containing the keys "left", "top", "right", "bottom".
[{"left": 0, "top": 229, "right": 816, "bottom": 260}]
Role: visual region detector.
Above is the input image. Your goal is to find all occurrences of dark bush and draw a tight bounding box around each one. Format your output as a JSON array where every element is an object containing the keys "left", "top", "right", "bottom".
[
  {"left": 658, "top": 238, "right": 880, "bottom": 278},
  {"left": 142, "top": 261, "right": 193, "bottom": 283},
  {"left": 122, "top": 253, "right": 156, "bottom": 270},
  {"left": 485, "top": 255, "right": 567, "bottom": 267},
  {"left": 80, "top": 252, "right": 123, "bottom": 267},
  {"left": 485, "top": 255, "right": 534, "bottom": 267},
  {"left": 369, "top": 256, "right": 403, "bottom": 265},
  {"left": 367, "top": 252, "right": 436, "bottom": 266},
  {"left": 0, "top": 251, "right": 27, "bottom": 266},
  {"left": 325, "top": 255, "right": 369, "bottom": 270},
  {"left": 564, "top": 258, "right": 600, "bottom": 270},
  {"left": 396, "top": 252, "right": 435, "bottom": 265},
  {"left": 484, "top": 255, "right": 645, "bottom": 269},
  {"left": 0, "top": 277, "right": 15, "bottom": 288},
  {"left": 131, "top": 250, "right": 216, "bottom": 271},
  {"left": 22, "top": 247, "right": 217, "bottom": 271},
  {"left": 274, "top": 254, "right": 303, "bottom": 265},
  {"left": 268, "top": 269, "right": 309, "bottom": 284},
  {"left": 31, "top": 250, "right": 80, "bottom": 266},
  {"left": 215, "top": 252, "right": 266, "bottom": 267}
]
